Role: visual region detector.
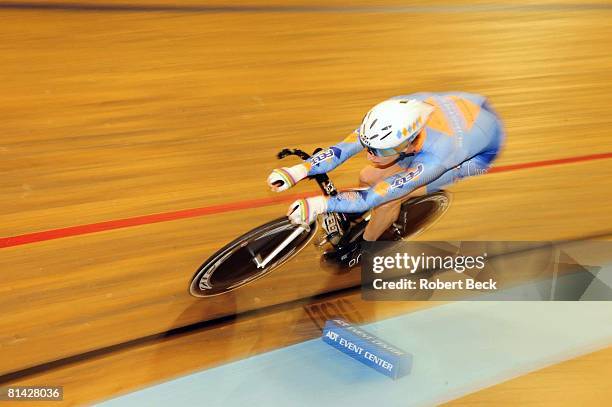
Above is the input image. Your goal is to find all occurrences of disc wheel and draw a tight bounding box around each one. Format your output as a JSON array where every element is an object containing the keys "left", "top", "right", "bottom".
[{"left": 189, "top": 217, "right": 318, "bottom": 297}]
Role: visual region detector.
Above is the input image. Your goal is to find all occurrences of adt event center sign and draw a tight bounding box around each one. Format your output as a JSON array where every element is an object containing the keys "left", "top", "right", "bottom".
[{"left": 322, "top": 319, "right": 412, "bottom": 380}]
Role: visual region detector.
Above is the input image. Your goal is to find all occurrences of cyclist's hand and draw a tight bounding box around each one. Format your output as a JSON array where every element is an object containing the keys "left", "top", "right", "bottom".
[
  {"left": 267, "top": 164, "right": 308, "bottom": 192},
  {"left": 287, "top": 196, "right": 328, "bottom": 226}
]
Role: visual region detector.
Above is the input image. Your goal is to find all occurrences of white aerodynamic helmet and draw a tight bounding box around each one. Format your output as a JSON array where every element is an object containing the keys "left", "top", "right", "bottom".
[{"left": 359, "top": 98, "right": 434, "bottom": 157}]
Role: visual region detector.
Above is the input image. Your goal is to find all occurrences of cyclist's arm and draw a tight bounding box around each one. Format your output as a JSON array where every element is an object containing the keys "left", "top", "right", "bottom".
[
  {"left": 304, "top": 130, "right": 364, "bottom": 176},
  {"left": 326, "top": 153, "right": 447, "bottom": 213}
]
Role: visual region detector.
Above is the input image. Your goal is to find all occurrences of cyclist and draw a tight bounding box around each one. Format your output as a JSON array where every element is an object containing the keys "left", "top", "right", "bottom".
[{"left": 267, "top": 92, "right": 504, "bottom": 266}]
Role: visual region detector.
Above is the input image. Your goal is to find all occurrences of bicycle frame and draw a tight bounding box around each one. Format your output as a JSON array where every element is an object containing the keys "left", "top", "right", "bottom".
[{"left": 253, "top": 225, "right": 308, "bottom": 269}]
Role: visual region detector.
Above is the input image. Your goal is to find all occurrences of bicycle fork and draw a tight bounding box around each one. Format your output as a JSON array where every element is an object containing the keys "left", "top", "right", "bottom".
[{"left": 252, "top": 225, "right": 308, "bottom": 269}]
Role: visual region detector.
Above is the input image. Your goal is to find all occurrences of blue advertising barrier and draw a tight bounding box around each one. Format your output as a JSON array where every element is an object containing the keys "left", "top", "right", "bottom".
[{"left": 322, "top": 319, "right": 413, "bottom": 380}]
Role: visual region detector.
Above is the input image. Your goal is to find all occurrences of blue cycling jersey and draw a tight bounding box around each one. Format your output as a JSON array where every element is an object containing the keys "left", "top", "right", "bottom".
[{"left": 303, "top": 92, "right": 504, "bottom": 213}]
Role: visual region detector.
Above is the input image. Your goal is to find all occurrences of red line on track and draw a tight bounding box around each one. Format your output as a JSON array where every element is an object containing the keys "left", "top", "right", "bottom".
[
  {"left": 2, "top": 152, "right": 612, "bottom": 249},
  {"left": 487, "top": 152, "right": 612, "bottom": 173}
]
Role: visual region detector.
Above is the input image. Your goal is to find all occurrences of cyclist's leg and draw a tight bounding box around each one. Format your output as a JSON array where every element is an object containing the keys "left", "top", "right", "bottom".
[
  {"left": 425, "top": 148, "right": 500, "bottom": 193},
  {"left": 363, "top": 186, "right": 427, "bottom": 240},
  {"left": 366, "top": 140, "right": 501, "bottom": 241},
  {"left": 427, "top": 111, "right": 503, "bottom": 192}
]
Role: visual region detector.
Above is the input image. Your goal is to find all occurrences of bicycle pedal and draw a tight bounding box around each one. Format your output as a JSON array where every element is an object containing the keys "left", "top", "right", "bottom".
[{"left": 392, "top": 222, "right": 403, "bottom": 234}]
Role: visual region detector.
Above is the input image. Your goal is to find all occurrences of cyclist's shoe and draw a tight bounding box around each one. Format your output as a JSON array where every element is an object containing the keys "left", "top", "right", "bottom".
[{"left": 323, "top": 239, "right": 363, "bottom": 269}]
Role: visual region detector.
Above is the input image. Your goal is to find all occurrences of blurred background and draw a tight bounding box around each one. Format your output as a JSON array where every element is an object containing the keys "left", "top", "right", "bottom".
[{"left": 1, "top": 0, "right": 611, "bottom": 405}]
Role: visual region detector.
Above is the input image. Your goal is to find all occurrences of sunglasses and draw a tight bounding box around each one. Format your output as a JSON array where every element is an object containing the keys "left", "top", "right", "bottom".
[{"left": 362, "top": 139, "right": 411, "bottom": 157}]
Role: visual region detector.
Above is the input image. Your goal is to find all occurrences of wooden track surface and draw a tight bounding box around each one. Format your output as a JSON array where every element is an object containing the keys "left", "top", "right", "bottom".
[{"left": 1, "top": 1, "right": 611, "bottom": 404}]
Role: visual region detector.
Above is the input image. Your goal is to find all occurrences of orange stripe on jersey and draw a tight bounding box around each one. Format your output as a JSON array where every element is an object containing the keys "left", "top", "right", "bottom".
[
  {"left": 373, "top": 181, "right": 392, "bottom": 197},
  {"left": 450, "top": 96, "right": 481, "bottom": 130},
  {"left": 343, "top": 131, "right": 359, "bottom": 143},
  {"left": 424, "top": 97, "right": 453, "bottom": 136}
]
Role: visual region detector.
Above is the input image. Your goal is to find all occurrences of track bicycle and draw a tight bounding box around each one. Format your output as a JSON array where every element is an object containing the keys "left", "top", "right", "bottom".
[{"left": 189, "top": 148, "right": 451, "bottom": 297}]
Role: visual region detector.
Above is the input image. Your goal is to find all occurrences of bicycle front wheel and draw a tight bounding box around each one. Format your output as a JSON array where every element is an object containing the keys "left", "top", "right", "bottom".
[{"left": 189, "top": 217, "right": 318, "bottom": 297}]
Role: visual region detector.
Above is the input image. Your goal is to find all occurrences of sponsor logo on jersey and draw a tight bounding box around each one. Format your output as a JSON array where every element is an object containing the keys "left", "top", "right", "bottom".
[
  {"left": 312, "top": 146, "right": 341, "bottom": 166},
  {"left": 391, "top": 164, "right": 424, "bottom": 188}
]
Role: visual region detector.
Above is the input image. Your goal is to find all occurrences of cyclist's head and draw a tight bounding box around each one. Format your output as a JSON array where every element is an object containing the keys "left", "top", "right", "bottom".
[{"left": 358, "top": 98, "right": 434, "bottom": 157}]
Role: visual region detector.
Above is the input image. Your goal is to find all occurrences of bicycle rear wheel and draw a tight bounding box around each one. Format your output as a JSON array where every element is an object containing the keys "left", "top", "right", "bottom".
[
  {"left": 396, "top": 190, "right": 452, "bottom": 238},
  {"left": 189, "top": 217, "right": 318, "bottom": 297}
]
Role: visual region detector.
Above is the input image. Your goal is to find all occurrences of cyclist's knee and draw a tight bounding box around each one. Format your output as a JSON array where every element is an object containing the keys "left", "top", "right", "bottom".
[{"left": 359, "top": 166, "right": 378, "bottom": 187}]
